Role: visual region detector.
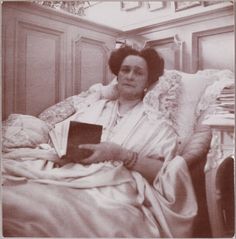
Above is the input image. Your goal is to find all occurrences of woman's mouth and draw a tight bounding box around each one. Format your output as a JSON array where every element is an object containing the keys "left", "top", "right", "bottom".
[{"left": 122, "top": 83, "right": 135, "bottom": 87}]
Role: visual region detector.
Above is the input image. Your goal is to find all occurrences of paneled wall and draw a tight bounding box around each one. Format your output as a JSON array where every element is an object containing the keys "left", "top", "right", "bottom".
[
  {"left": 13, "top": 21, "right": 64, "bottom": 117},
  {"left": 121, "top": 3, "right": 234, "bottom": 73},
  {"left": 74, "top": 37, "right": 110, "bottom": 92},
  {"left": 2, "top": 2, "right": 120, "bottom": 119},
  {"left": 2, "top": 2, "right": 234, "bottom": 119},
  {"left": 192, "top": 26, "right": 234, "bottom": 72},
  {"left": 145, "top": 36, "right": 184, "bottom": 70}
]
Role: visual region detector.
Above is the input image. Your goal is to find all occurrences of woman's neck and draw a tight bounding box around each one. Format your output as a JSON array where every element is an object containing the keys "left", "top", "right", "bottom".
[{"left": 118, "top": 97, "right": 141, "bottom": 115}]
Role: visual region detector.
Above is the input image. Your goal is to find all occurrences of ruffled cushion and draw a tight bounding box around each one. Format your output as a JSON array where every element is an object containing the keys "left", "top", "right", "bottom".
[
  {"left": 180, "top": 112, "right": 212, "bottom": 167},
  {"left": 158, "top": 69, "right": 233, "bottom": 155},
  {"left": 143, "top": 70, "right": 182, "bottom": 125}
]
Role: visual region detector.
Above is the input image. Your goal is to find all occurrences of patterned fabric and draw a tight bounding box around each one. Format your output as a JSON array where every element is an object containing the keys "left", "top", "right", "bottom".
[
  {"left": 143, "top": 70, "right": 182, "bottom": 126},
  {"left": 38, "top": 96, "right": 76, "bottom": 128},
  {"left": 38, "top": 80, "right": 118, "bottom": 128},
  {"left": 2, "top": 114, "right": 50, "bottom": 152}
]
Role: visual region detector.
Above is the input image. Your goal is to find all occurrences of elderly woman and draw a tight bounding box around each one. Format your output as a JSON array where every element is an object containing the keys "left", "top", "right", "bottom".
[{"left": 3, "top": 46, "right": 197, "bottom": 238}]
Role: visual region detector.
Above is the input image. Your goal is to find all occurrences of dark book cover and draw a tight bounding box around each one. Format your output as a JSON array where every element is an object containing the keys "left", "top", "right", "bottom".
[{"left": 65, "top": 121, "right": 103, "bottom": 163}]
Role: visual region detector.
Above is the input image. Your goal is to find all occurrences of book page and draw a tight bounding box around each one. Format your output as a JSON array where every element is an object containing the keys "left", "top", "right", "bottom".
[
  {"left": 49, "top": 130, "right": 62, "bottom": 157},
  {"left": 49, "top": 120, "right": 70, "bottom": 157}
]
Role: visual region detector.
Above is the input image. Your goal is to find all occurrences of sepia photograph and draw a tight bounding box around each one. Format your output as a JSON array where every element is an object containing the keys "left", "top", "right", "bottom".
[{"left": 2, "top": 0, "right": 235, "bottom": 238}]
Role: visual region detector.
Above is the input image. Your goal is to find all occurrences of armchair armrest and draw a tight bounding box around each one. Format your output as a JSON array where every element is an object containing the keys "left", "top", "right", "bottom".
[
  {"left": 38, "top": 96, "right": 76, "bottom": 128},
  {"left": 38, "top": 80, "right": 118, "bottom": 128},
  {"left": 180, "top": 112, "right": 213, "bottom": 238},
  {"left": 180, "top": 112, "right": 212, "bottom": 169}
]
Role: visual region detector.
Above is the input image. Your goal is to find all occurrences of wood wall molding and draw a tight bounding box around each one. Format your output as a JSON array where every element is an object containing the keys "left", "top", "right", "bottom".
[
  {"left": 72, "top": 36, "right": 110, "bottom": 94},
  {"left": 2, "top": 3, "right": 117, "bottom": 118},
  {"left": 145, "top": 35, "right": 184, "bottom": 71},
  {"left": 123, "top": 4, "right": 233, "bottom": 36},
  {"left": 145, "top": 36, "right": 175, "bottom": 46},
  {"left": 2, "top": 24, "right": 8, "bottom": 119},
  {"left": 192, "top": 25, "right": 234, "bottom": 72},
  {"left": 14, "top": 19, "right": 65, "bottom": 115},
  {"left": 2, "top": 2, "right": 120, "bottom": 119},
  {"left": 3, "top": 1, "right": 122, "bottom": 37}
]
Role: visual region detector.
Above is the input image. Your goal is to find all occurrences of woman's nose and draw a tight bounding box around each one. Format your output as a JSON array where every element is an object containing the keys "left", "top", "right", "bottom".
[{"left": 127, "top": 71, "right": 134, "bottom": 80}]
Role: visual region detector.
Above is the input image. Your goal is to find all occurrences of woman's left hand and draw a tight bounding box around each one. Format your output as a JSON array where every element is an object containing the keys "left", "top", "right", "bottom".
[{"left": 79, "top": 142, "right": 127, "bottom": 165}]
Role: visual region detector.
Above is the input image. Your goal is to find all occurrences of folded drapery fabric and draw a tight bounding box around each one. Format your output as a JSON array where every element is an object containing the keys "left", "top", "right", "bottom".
[{"left": 3, "top": 155, "right": 196, "bottom": 238}]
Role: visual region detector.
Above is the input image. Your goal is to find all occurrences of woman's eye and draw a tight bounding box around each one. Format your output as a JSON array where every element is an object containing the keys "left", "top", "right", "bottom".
[
  {"left": 120, "top": 67, "right": 130, "bottom": 73},
  {"left": 135, "top": 70, "right": 144, "bottom": 76}
]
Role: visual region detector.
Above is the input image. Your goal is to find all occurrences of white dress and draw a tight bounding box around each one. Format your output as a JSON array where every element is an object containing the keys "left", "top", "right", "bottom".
[{"left": 2, "top": 98, "right": 197, "bottom": 238}]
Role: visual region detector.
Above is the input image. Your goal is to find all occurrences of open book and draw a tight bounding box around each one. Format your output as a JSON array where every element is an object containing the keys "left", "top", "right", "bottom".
[{"left": 49, "top": 121, "right": 103, "bottom": 162}]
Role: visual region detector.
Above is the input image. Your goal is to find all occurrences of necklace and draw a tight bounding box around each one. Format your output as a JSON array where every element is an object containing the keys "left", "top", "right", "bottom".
[
  {"left": 115, "top": 107, "right": 126, "bottom": 125},
  {"left": 116, "top": 100, "right": 141, "bottom": 125},
  {"left": 117, "top": 107, "right": 125, "bottom": 119}
]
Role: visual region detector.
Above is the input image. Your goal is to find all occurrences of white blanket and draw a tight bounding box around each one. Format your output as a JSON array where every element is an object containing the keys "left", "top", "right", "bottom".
[
  {"left": 3, "top": 100, "right": 197, "bottom": 237},
  {"left": 3, "top": 156, "right": 196, "bottom": 238}
]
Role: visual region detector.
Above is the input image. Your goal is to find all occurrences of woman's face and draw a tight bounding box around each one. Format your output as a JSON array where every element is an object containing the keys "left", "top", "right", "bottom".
[{"left": 117, "top": 55, "right": 148, "bottom": 100}]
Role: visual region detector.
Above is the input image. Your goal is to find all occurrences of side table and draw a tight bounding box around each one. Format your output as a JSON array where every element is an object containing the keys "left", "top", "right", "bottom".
[{"left": 204, "top": 123, "right": 234, "bottom": 238}]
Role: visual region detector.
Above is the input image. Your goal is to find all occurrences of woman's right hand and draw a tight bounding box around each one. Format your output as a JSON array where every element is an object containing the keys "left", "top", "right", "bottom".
[{"left": 78, "top": 142, "right": 129, "bottom": 165}]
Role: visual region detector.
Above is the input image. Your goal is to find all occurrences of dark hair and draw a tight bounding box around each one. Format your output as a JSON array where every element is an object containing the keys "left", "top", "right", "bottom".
[{"left": 108, "top": 45, "right": 164, "bottom": 86}]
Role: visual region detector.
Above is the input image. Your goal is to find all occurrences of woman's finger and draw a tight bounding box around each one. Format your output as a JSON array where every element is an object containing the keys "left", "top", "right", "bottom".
[
  {"left": 80, "top": 151, "right": 100, "bottom": 164},
  {"left": 78, "top": 144, "right": 98, "bottom": 151}
]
